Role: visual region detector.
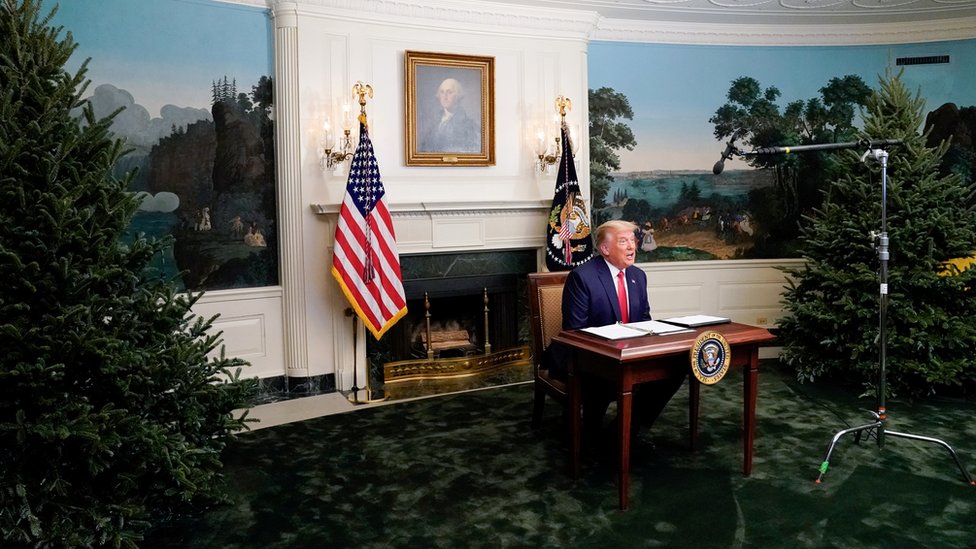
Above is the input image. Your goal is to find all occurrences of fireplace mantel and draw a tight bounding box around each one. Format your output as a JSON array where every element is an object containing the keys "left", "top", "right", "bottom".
[
  {"left": 310, "top": 199, "right": 549, "bottom": 217},
  {"left": 311, "top": 199, "right": 551, "bottom": 255}
]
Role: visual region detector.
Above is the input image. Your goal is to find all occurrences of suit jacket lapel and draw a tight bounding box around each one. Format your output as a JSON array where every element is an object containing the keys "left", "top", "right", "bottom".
[{"left": 595, "top": 260, "right": 622, "bottom": 321}]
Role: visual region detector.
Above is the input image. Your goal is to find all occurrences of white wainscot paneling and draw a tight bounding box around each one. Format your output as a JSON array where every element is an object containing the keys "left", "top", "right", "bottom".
[
  {"left": 648, "top": 282, "right": 704, "bottom": 317},
  {"left": 718, "top": 281, "right": 789, "bottom": 327},
  {"left": 217, "top": 316, "right": 266, "bottom": 357},
  {"left": 192, "top": 287, "right": 285, "bottom": 379},
  {"left": 643, "top": 259, "right": 799, "bottom": 329}
]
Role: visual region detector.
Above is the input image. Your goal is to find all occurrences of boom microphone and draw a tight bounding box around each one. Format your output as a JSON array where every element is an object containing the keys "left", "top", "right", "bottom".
[
  {"left": 713, "top": 129, "right": 745, "bottom": 175},
  {"left": 744, "top": 139, "right": 903, "bottom": 157},
  {"left": 712, "top": 141, "right": 736, "bottom": 175}
]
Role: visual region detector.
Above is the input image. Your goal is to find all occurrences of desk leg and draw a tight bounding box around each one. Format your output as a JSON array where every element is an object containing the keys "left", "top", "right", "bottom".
[
  {"left": 618, "top": 389, "right": 633, "bottom": 511},
  {"left": 689, "top": 380, "right": 701, "bottom": 451},
  {"left": 569, "top": 364, "right": 581, "bottom": 480},
  {"left": 743, "top": 346, "right": 759, "bottom": 476}
]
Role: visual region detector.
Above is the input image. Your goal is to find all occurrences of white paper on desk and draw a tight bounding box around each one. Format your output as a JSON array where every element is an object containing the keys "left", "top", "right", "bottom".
[
  {"left": 581, "top": 324, "right": 646, "bottom": 339},
  {"left": 582, "top": 320, "right": 691, "bottom": 339},
  {"left": 660, "top": 314, "right": 731, "bottom": 328},
  {"left": 625, "top": 320, "right": 694, "bottom": 335}
]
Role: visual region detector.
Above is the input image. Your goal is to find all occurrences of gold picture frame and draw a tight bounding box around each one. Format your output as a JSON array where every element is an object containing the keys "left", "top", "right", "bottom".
[{"left": 404, "top": 50, "right": 495, "bottom": 166}]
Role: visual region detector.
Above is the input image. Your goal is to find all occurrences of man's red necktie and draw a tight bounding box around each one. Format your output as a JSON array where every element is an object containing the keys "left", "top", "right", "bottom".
[{"left": 616, "top": 271, "right": 629, "bottom": 324}]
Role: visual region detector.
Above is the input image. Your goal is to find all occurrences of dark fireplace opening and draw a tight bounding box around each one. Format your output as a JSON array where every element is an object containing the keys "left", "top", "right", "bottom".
[
  {"left": 365, "top": 249, "right": 536, "bottom": 389},
  {"left": 394, "top": 273, "right": 519, "bottom": 361}
]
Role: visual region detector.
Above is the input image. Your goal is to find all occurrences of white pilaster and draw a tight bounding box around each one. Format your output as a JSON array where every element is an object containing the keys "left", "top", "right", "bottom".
[{"left": 273, "top": 3, "right": 310, "bottom": 378}]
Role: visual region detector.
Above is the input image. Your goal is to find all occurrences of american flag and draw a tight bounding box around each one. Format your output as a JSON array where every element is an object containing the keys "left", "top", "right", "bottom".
[{"left": 331, "top": 122, "right": 407, "bottom": 339}]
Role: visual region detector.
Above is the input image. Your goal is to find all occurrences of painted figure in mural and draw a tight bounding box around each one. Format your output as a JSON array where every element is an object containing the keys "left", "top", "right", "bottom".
[
  {"left": 244, "top": 223, "right": 267, "bottom": 247},
  {"left": 196, "top": 207, "right": 212, "bottom": 231},
  {"left": 641, "top": 221, "right": 657, "bottom": 252},
  {"left": 229, "top": 215, "right": 245, "bottom": 237},
  {"left": 419, "top": 78, "right": 479, "bottom": 153},
  {"left": 737, "top": 215, "right": 754, "bottom": 236}
]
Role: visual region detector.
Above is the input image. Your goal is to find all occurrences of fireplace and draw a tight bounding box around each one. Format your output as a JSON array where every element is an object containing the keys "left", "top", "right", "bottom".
[{"left": 366, "top": 249, "right": 537, "bottom": 390}]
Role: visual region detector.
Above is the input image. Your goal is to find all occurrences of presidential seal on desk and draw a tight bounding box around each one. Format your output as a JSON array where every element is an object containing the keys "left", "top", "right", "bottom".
[{"left": 690, "top": 331, "right": 731, "bottom": 385}]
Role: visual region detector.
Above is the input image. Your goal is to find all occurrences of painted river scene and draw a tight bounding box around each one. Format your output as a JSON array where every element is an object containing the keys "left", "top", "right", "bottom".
[{"left": 595, "top": 168, "right": 778, "bottom": 261}]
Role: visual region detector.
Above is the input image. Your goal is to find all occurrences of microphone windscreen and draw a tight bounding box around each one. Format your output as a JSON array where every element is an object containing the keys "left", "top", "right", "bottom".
[{"left": 712, "top": 160, "right": 724, "bottom": 175}]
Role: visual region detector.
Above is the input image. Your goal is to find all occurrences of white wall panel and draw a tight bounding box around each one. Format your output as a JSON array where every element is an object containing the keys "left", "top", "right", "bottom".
[
  {"left": 432, "top": 219, "right": 485, "bottom": 248},
  {"left": 649, "top": 283, "right": 705, "bottom": 318},
  {"left": 644, "top": 259, "right": 799, "bottom": 329},
  {"left": 193, "top": 288, "right": 285, "bottom": 379}
]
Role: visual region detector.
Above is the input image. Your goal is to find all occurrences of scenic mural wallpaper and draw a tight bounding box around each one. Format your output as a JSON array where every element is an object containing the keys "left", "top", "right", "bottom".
[
  {"left": 588, "top": 39, "right": 976, "bottom": 261},
  {"left": 47, "top": 0, "right": 976, "bottom": 275},
  {"left": 53, "top": 0, "right": 277, "bottom": 291}
]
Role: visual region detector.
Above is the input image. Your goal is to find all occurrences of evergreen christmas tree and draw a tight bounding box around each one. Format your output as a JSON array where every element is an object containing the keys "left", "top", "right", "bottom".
[
  {"left": 0, "top": 1, "right": 255, "bottom": 545},
  {"left": 779, "top": 70, "right": 976, "bottom": 399}
]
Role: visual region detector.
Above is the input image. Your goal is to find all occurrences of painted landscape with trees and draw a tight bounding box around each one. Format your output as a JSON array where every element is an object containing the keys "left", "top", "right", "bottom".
[
  {"left": 588, "top": 40, "right": 976, "bottom": 262},
  {"left": 590, "top": 75, "right": 976, "bottom": 262}
]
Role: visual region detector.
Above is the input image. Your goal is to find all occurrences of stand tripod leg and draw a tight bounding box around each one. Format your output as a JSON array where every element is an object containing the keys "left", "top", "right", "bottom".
[
  {"left": 816, "top": 421, "right": 882, "bottom": 484},
  {"left": 343, "top": 310, "right": 387, "bottom": 404},
  {"left": 886, "top": 430, "right": 976, "bottom": 485}
]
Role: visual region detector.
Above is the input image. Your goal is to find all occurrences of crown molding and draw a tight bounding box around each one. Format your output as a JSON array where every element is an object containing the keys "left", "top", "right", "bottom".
[
  {"left": 224, "top": 0, "right": 976, "bottom": 45},
  {"left": 593, "top": 15, "right": 976, "bottom": 46},
  {"left": 273, "top": 0, "right": 600, "bottom": 41}
]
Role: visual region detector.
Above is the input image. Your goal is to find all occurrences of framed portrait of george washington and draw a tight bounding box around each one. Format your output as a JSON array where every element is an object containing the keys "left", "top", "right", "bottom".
[{"left": 404, "top": 50, "right": 495, "bottom": 167}]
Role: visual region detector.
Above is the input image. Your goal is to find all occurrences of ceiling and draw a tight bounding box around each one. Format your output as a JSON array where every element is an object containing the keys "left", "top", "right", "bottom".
[{"left": 494, "top": 0, "right": 976, "bottom": 26}]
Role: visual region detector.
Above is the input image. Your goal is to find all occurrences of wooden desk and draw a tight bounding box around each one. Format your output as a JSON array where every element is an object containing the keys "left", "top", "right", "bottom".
[{"left": 552, "top": 322, "right": 776, "bottom": 510}]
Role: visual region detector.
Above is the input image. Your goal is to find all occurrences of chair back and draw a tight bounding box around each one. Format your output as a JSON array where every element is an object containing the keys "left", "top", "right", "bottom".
[{"left": 527, "top": 271, "right": 570, "bottom": 364}]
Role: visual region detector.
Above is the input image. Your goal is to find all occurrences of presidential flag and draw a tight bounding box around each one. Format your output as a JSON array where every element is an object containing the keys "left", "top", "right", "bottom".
[
  {"left": 545, "top": 122, "right": 594, "bottom": 271},
  {"left": 331, "top": 122, "right": 407, "bottom": 339}
]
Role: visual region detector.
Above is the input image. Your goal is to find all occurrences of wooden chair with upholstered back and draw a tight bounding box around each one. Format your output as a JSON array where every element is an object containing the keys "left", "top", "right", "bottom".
[{"left": 528, "top": 271, "right": 571, "bottom": 428}]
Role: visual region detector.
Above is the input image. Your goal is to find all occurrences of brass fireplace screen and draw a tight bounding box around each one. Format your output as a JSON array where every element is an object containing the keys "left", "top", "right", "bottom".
[{"left": 383, "top": 289, "right": 530, "bottom": 383}]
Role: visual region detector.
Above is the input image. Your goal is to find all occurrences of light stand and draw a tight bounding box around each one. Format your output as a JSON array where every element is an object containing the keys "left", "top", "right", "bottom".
[
  {"left": 814, "top": 146, "right": 972, "bottom": 485},
  {"left": 730, "top": 138, "right": 975, "bottom": 485}
]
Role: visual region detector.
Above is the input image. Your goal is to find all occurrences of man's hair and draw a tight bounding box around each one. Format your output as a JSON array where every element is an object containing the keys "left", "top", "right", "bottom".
[
  {"left": 438, "top": 78, "right": 463, "bottom": 97},
  {"left": 595, "top": 219, "right": 638, "bottom": 247}
]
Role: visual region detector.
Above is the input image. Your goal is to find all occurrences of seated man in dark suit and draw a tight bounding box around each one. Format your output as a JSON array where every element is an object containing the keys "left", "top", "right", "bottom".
[{"left": 545, "top": 219, "right": 685, "bottom": 443}]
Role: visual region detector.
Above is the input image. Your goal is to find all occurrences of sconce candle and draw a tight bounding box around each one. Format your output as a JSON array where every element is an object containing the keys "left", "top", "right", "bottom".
[
  {"left": 323, "top": 117, "right": 335, "bottom": 149},
  {"left": 341, "top": 102, "right": 351, "bottom": 130},
  {"left": 321, "top": 106, "right": 354, "bottom": 174}
]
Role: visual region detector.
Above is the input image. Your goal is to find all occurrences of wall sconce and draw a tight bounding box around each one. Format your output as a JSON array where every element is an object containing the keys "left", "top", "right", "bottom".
[
  {"left": 535, "top": 115, "right": 561, "bottom": 175},
  {"left": 320, "top": 102, "right": 354, "bottom": 174},
  {"left": 534, "top": 95, "right": 578, "bottom": 176}
]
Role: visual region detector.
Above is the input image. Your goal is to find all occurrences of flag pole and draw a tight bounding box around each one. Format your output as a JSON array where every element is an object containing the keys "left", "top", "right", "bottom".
[
  {"left": 545, "top": 95, "right": 595, "bottom": 272},
  {"left": 344, "top": 81, "right": 388, "bottom": 405},
  {"left": 344, "top": 308, "right": 362, "bottom": 404},
  {"left": 344, "top": 306, "right": 387, "bottom": 405}
]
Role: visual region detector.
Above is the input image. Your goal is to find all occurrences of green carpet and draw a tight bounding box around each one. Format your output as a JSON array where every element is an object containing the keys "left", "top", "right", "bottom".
[{"left": 144, "top": 363, "right": 976, "bottom": 548}]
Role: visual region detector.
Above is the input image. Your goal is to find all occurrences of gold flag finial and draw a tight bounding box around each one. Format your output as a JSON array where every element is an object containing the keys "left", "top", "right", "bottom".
[
  {"left": 353, "top": 81, "right": 373, "bottom": 126},
  {"left": 555, "top": 95, "right": 572, "bottom": 120}
]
